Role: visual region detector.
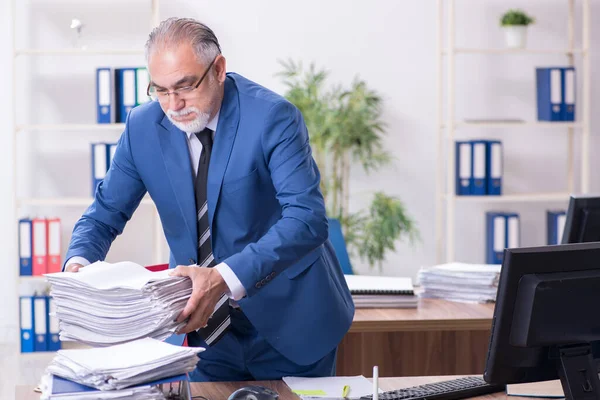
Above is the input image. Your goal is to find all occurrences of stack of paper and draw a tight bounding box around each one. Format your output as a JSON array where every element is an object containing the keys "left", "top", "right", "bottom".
[
  {"left": 45, "top": 338, "right": 203, "bottom": 391},
  {"left": 506, "top": 379, "right": 564, "bottom": 398},
  {"left": 45, "top": 261, "right": 192, "bottom": 346},
  {"left": 41, "top": 374, "right": 168, "bottom": 399},
  {"left": 417, "top": 263, "right": 501, "bottom": 303},
  {"left": 344, "top": 275, "right": 418, "bottom": 308}
]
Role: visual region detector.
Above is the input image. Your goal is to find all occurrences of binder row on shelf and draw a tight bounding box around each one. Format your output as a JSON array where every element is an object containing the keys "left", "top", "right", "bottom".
[
  {"left": 96, "top": 67, "right": 151, "bottom": 124},
  {"left": 455, "top": 140, "right": 502, "bottom": 196},
  {"left": 91, "top": 142, "right": 118, "bottom": 196},
  {"left": 486, "top": 210, "right": 567, "bottom": 264},
  {"left": 536, "top": 67, "right": 576, "bottom": 122},
  {"left": 19, "top": 217, "right": 61, "bottom": 276},
  {"left": 547, "top": 210, "right": 567, "bottom": 245},
  {"left": 20, "top": 294, "right": 61, "bottom": 353},
  {"left": 486, "top": 212, "right": 520, "bottom": 264}
]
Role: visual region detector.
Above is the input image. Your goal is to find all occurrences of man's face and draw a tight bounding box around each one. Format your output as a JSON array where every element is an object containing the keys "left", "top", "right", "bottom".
[{"left": 148, "top": 43, "right": 223, "bottom": 133}]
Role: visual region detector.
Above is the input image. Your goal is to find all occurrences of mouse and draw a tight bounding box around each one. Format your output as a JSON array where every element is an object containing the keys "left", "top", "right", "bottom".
[{"left": 227, "top": 385, "right": 279, "bottom": 400}]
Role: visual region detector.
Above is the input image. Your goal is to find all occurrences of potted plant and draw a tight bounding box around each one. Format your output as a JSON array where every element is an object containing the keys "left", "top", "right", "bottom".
[
  {"left": 277, "top": 60, "right": 419, "bottom": 271},
  {"left": 500, "top": 9, "right": 535, "bottom": 49}
]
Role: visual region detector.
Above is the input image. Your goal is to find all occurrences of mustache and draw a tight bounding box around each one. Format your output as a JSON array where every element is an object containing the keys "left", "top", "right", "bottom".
[{"left": 167, "top": 107, "right": 200, "bottom": 117}]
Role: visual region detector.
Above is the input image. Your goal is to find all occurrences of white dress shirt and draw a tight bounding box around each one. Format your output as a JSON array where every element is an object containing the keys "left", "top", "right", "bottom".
[{"left": 66, "top": 110, "right": 247, "bottom": 302}]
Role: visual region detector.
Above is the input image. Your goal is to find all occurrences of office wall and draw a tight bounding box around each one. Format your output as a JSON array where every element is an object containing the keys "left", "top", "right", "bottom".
[
  {"left": 0, "top": 0, "right": 14, "bottom": 343},
  {"left": 0, "top": 0, "right": 598, "bottom": 342}
]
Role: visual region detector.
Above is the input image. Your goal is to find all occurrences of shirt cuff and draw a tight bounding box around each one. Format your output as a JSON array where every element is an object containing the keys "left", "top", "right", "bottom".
[
  {"left": 214, "top": 262, "right": 246, "bottom": 301},
  {"left": 64, "top": 256, "right": 91, "bottom": 271}
]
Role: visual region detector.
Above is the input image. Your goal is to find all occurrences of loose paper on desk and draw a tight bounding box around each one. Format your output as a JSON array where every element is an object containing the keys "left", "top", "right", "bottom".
[
  {"left": 417, "top": 262, "right": 501, "bottom": 303},
  {"left": 46, "top": 337, "right": 203, "bottom": 390},
  {"left": 344, "top": 275, "right": 414, "bottom": 295},
  {"left": 507, "top": 380, "right": 564, "bottom": 398},
  {"left": 283, "top": 375, "right": 382, "bottom": 399},
  {"left": 344, "top": 274, "right": 417, "bottom": 308}
]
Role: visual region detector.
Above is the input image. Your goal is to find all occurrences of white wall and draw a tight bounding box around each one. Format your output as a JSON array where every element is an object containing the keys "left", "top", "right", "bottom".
[
  {"left": 0, "top": 0, "right": 598, "bottom": 342},
  {"left": 0, "top": 0, "right": 15, "bottom": 344}
]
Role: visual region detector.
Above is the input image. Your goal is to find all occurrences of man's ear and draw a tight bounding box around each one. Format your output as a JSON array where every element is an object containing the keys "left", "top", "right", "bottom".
[{"left": 213, "top": 55, "right": 227, "bottom": 84}]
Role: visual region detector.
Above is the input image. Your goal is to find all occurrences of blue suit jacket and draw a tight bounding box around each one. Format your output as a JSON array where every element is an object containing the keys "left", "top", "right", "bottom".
[{"left": 66, "top": 73, "right": 355, "bottom": 365}]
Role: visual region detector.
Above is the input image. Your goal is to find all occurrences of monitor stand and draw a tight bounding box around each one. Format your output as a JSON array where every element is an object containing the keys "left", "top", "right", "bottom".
[{"left": 558, "top": 344, "right": 600, "bottom": 400}]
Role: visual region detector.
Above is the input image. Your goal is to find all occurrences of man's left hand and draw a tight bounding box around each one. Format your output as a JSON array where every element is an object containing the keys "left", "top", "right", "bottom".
[{"left": 169, "top": 265, "right": 228, "bottom": 334}]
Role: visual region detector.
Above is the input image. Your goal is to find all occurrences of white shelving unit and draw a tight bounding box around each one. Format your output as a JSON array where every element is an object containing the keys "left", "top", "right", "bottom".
[
  {"left": 17, "top": 197, "right": 156, "bottom": 207},
  {"left": 443, "top": 48, "right": 585, "bottom": 55},
  {"left": 435, "top": 0, "right": 591, "bottom": 264},
  {"left": 11, "top": 0, "right": 165, "bottom": 314},
  {"left": 448, "top": 121, "right": 582, "bottom": 128},
  {"left": 16, "top": 124, "right": 126, "bottom": 132},
  {"left": 15, "top": 49, "right": 146, "bottom": 56}
]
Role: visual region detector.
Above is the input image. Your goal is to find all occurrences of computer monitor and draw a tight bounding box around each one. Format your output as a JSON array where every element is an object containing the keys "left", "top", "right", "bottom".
[
  {"left": 484, "top": 241, "right": 600, "bottom": 400},
  {"left": 562, "top": 195, "right": 600, "bottom": 244}
]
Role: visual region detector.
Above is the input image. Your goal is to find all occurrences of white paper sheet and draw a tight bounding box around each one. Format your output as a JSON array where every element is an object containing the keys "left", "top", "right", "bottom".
[{"left": 283, "top": 375, "right": 381, "bottom": 399}]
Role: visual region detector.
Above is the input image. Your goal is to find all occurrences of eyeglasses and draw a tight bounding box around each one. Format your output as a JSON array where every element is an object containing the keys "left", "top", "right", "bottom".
[{"left": 147, "top": 56, "right": 217, "bottom": 103}]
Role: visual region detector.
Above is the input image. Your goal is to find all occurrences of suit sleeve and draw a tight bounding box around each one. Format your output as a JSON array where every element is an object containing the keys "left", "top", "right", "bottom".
[
  {"left": 63, "top": 117, "right": 147, "bottom": 267},
  {"left": 223, "top": 101, "right": 328, "bottom": 295}
]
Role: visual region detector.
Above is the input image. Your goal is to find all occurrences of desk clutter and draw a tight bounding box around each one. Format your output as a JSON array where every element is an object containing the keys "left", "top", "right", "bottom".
[
  {"left": 44, "top": 261, "right": 192, "bottom": 346},
  {"left": 283, "top": 375, "right": 380, "bottom": 399},
  {"left": 40, "top": 337, "right": 201, "bottom": 399},
  {"left": 36, "top": 263, "right": 206, "bottom": 399},
  {"left": 344, "top": 274, "right": 418, "bottom": 308},
  {"left": 417, "top": 263, "right": 501, "bottom": 303}
]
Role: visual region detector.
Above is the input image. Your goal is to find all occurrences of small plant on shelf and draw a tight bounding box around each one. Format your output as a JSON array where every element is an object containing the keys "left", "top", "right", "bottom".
[{"left": 500, "top": 9, "right": 535, "bottom": 49}]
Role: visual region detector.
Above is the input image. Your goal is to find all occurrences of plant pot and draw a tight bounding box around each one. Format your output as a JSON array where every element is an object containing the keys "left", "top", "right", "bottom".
[
  {"left": 328, "top": 217, "right": 353, "bottom": 274},
  {"left": 503, "top": 25, "right": 528, "bottom": 49}
]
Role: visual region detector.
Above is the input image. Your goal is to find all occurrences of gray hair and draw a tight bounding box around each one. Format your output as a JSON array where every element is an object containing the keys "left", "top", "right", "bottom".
[{"left": 145, "top": 17, "right": 222, "bottom": 65}]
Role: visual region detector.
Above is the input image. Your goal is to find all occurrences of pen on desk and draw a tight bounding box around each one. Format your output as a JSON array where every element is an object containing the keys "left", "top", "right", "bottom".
[
  {"left": 342, "top": 384, "right": 350, "bottom": 398},
  {"left": 373, "top": 365, "right": 379, "bottom": 400}
]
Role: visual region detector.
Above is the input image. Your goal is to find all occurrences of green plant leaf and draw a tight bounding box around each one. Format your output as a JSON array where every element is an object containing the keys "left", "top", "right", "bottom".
[
  {"left": 500, "top": 9, "right": 535, "bottom": 26},
  {"left": 355, "top": 193, "right": 419, "bottom": 269},
  {"left": 276, "top": 61, "right": 420, "bottom": 268}
]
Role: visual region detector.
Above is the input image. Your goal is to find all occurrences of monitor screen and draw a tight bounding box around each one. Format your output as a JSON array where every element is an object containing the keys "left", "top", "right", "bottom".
[
  {"left": 562, "top": 195, "right": 600, "bottom": 244},
  {"left": 484, "top": 242, "right": 600, "bottom": 400}
]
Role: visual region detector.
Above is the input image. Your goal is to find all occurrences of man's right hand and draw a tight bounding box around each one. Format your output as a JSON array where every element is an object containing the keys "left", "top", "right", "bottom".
[{"left": 65, "top": 263, "right": 84, "bottom": 272}]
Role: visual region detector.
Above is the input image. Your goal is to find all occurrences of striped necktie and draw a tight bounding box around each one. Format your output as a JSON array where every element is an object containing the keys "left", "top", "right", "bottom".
[{"left": 193, "top": 127, "right": 230, "bottom": 346}]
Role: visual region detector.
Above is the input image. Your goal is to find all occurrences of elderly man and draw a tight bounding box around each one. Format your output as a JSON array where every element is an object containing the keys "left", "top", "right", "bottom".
[{"left": 64, "top": 17, "right": 354, "bottom": 381}]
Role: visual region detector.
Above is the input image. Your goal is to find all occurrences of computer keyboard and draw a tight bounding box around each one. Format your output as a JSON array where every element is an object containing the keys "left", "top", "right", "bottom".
[{"left": 359, "top": 376, "right": 506, "bottom": 400}]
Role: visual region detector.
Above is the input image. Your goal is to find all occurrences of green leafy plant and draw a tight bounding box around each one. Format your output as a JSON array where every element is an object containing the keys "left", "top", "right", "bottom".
[
  {"left": 501, "top": 9, "right": 535, "bottom": 26},
  {"left": 277, "top": 59, "right": 419, "bottom": 270}
]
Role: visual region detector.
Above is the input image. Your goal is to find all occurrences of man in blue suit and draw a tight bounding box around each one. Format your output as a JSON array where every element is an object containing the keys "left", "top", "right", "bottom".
[{"left": 64, "top": 17, "right": 354, "bottom": 381}]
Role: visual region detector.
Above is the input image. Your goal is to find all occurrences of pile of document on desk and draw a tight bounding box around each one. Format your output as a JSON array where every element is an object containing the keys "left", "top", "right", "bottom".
[
  {"left": 41, "top": 337, "right": 201, "bottom": 399},
  {"left": 417, "top": 262, "right": 501, "bottom": 303},
  {"left": 45, "top": 261, "right": 192, "bottom": 346},
  {"left": 344, "top": 274, "right": 418, "bottom": 308}
]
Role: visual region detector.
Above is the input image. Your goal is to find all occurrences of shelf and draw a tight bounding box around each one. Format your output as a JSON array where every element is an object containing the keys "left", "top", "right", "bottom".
[
  {"left": 17, "top": 197, "right": 155, "bottom": 207},
  {"left": 15, "top": 48, "right": 144, "bottom": 56},
  {"left": 16, "top": 124, "right": 126, "bottom": 132},
  {"left": 442, "top": 48, "right": 585, "bottom": 55},
  {"left": 18, "top": 350, "right": 58, "bottom": 357},
  {"left": 443, "top": 121, "right": 582, "bottom": 129},
  {"left": 446, "top": 192, "right": 571, "bottom": 203},
  {"left": 19, "top": 275, "right": 47, "bottom": 281}
]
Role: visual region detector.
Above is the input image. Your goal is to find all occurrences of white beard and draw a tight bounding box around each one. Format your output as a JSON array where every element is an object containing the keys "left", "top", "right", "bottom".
[{"left": 167, "top": 106, "right": 211, "bottom": 133}]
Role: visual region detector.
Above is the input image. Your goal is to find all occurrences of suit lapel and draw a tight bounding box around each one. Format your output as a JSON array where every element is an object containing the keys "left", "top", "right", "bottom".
[
  {"left": 208, "top": 76, "right": 240, "bottom": 230},
  {"left": 157, "top": 116, "right": 198, "bottom": 253}
]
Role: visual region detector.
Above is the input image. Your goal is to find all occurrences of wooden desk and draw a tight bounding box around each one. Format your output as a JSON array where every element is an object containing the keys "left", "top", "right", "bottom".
[
  {"left": 15, "top": 299, "right": 495, "bottom": 398},
  {"left": 17, "top": 376, "right": 517, "bottom": 400},
  {"left": 337, "top": 298, "right": 495, "bottom": 377}
]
